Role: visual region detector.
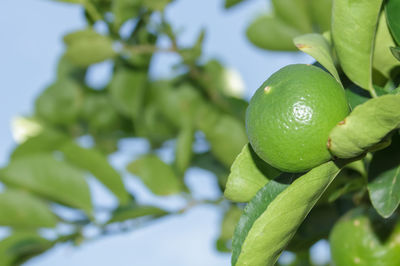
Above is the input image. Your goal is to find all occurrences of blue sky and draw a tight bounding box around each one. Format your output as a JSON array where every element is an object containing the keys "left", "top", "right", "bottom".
[{"left": 0, "top": 0, "right": 314, "bottom": 265}]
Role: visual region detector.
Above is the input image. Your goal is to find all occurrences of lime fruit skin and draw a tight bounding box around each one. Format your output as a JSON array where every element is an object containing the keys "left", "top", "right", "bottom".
[{"left": 246, "top": 64, "right": 349, "bottom": 173}]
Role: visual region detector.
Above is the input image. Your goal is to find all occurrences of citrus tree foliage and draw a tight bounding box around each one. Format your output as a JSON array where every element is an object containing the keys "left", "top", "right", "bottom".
[
  {"left": 226, "top": 0, "right": 400, "bottom": 265},
  {"left": 1, "top": 0, "right": 400, "bottom": 265}
]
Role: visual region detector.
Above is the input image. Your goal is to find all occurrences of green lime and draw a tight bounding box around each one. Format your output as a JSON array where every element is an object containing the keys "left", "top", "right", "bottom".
[
  {"left": 330, "top": 208, "right": 400, "bottom": 266},
  {"left": 246, "top": 64, "right": 349, "bottom": 173}
]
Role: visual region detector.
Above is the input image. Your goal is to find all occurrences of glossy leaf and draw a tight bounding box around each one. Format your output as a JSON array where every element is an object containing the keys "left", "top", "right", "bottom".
[
  {"left": 391, "top": 47, "right": 400, "bottom": 61},
  {"left": 109, "top": 69, "right": 147, "bottom": 119},
  {"left": 373, "top": 12, "right": 400, "bottom": 77},
  {"left": 64, "top": 29, "right": 116, "bottom": 66},
  {"left": 368, "top": 133, "right": 400, "bottom": 218},
  {"left": 0, "top": 232, "right": 53, "bottom": 266},
  {"left": 271, "top": 0, "right": 312, "bottom": 33},
  {"left": 386, "top": 0, "right": 400, "bottom": 45},
  {"left": 35, "top": 79, "right": 82, "bottom": 125},
  {"left": 294, "top": 33, "right": 340, "bottom": 82},
  {"left": 234, "top": 161, "right": 341, "bottom": 266},
  {"left": 0, "top": 190, "right": 57, "bottom": 228},
  {"left": 127, "top": 154, "right": 183, "bottom": 196},
  {"left": 224, "top": 144, "right": 280, "bottom": 203},
  {"left": 246, "top": 16, "right": 301, "bottom": 51},
  {"left": 231, "top": 180, "right": 288, "bottom": 265},
  {"left": 328, "top": 95, "right": 400, "bottom": 159},
  {"left": 0, "top": 154, "right": 93, "bottom": 214},
  {"left": 107, "top": 204, "right": 168, "bottom": 224},
  {"left": 175, "top": 123, "right": 194, "bottom": 173},
  {"left": 332, "top": 0, "right": 383, "bottom": 96},
  {"left": 60, "top": 142, "right": 130, "bottom": 204}
]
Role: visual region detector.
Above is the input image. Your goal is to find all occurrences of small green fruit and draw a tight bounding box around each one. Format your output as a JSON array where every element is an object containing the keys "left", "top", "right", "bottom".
[{"left": 246, "top": 64, "right": 349, "bottom": 172}]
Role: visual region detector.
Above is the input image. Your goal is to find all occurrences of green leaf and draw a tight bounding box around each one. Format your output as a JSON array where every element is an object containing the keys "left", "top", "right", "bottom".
[
  {"left": 368, "top": 133, "right": 400, "bottom": 218},
  {"left": 112, "top": 0, "right": 141, "bottom": 30},
  {"left": 191, "top": 152, "right": 229, "bottom": 189},
  {"left": 57, "top": 55, "right": 87, "bottom": 81},
  {"left": 216, "top": 206, "right": 243, "bottom": 252},
  {"left": 332, "top": 0, "right": 383, "bottom": 96},
  {"left": 391, "top": 46, "right": 400, "bottom": 61},
  {"left": 35, "top": 79, "right": 83, "bottom": 125},
  {"left": 196, "top": 105, "right": 247, "bottom": 167},
  {"left": 309, "top": 0, "right": 333, "bottom": 33},
  {"left": 0, "top": 154, "right": 93, "bottom": 214},
  {"left": 328, "top": 94, "right": 400, "bottom": 159},
  {"left": 0, "top": 231, "right": 53, "bottom": 266},
  {"left": 11, "top": 129, "right": 68, "bottom": 160},
  {"left": 81, "top": 93, "right": 122, "bottom": 132},
  {"left": 386, "top": 0, "right": 400, "bottom": 45},
  {"left": 234, "top": 161, "right": 341, "bottom": 266},
  {"left": 175, "top": 123, "right": 194, "bottom": 173},
  {"left": 294, "top": 33, "right": 340, "bottom": 82},
  {"left": 373, "top": 12, "right": 400, "bottom": 78},
  {"left": 345, "top": 84, "right": 371, "bottom": 110},
  {"left": 109, "top": 69, "right": 147, "bottom": 119},
  {"left": 64, "top": 29, "right": 116, "bottom": 67},
  {"left": 60, "top": 142, "right": 130, "bottom": 204},
  {"left": 231, "top": 180, "right": 289, "bottom": 266},
  {"left": 271, "top": 0, "right": 312, "bottom": 33},
  {"left": 0, "top": 190, "right": 57, "bottom": 228},
  {"left": 142, "top": 0, "right": 172, "bottom": 11},
  {"left": 224, "top": 144, "right": 280, "bottom": 203},
  {"left": 127, "top": 154, "right": 183, "bottom": 196},
  {"left": 224, "top": 0, "right": 247, "bottom": 9},
  {"left": 107, "top": 204, "right": 168, "bottom": 224},
  {"left": 246, "top": 15, "right": 301, "bottom": 51}
]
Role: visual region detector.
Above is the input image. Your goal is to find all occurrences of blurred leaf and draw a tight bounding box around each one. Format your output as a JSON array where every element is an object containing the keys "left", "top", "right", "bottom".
[
  {"left": 35, "top": 79, "right": 83, "bottom": 125},
  {"left": 368, "top": 133, "right": 400, "bottom": 218},
  {"left": 0, "top": 232, "right": 53, "bottom": 266},
  {"left": 328, "top": 95, "right": 400, "bottom": 159},
  {"left": 107, "top": 204, "right": 168, "bottom": 224},
  {"left": 112, "top": 0, "right": 141, "bottom": 30},
  {"left": 175, "top": 123, "right": 194, "bottom": 173},
  {"left": 332, "top": 0, "right": 383, "bottom": 95},
  {"left": 127, "top": 154, "right": 183, "bottom": 196},
  {"left": 64, "top": 29, "right": 116, "bottom": 66},
  {"left": 179, "top": 29, "right": 205, "bottom": 64},
  {"left": 0, "top": 154, "right": 93, "bottom": 214},
  {"left": 246, "top": 15, "right": 301, "bottom": 51},
  {"left": 196, "top": 104, "right": 247, "bottom": 167},
  {"left": 233, "top": 161, "right": 341, "bottom": 266},
  {"left": 153, "top": 82, "right": 204, "bottom": 127},
  {"left": 232, "top": 180, "right": 289, "bottom": 266},
  {"left": 391, "top": 47, "right": 400, "bottom": 61},
  {"left": 11, "top": 129, "right": 68, "bottom": 160},
  {"left": 271, "top": 0, "right": 312, "bottom": 33},
  {"left": 224, "top": 0, "right": 247, "bottom": 9},
  {"left": 309, "top": 0, "right": 332, "bottom": 33},
  {"left": 60, "top": 142, "right": 130, "bottom": 204},
  {"left": 57, "top": 55, "right": 87, "bottom": 81},
  {"left": 216, "top": 206, "right": 242, "bottom": 252},
  {"left": 225, "top": 144, "right": 280, "bottom": 203},
  {"left": 386, "top": 0, "right": 400, "bottom": 45},
  {"left": 109, "top": 68, "right": 147, "bottom": 119},
  {"left": 373, "top": 12, "right": 400, "bottom": 78},
  {"left": 294, "top": 33, "right": 340, "bottom": 82},
  {"left": 192, "top": 152, "right": 229, "bottom": 189},
  {"left": 142, "top": 0, "right": 172, "bottom": 11},
  {"left": 81, "top": 93, "right": 122, "bottom": 132},
  {"left": 0, "top": 190, "right": 57, "bottom": 228}
]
